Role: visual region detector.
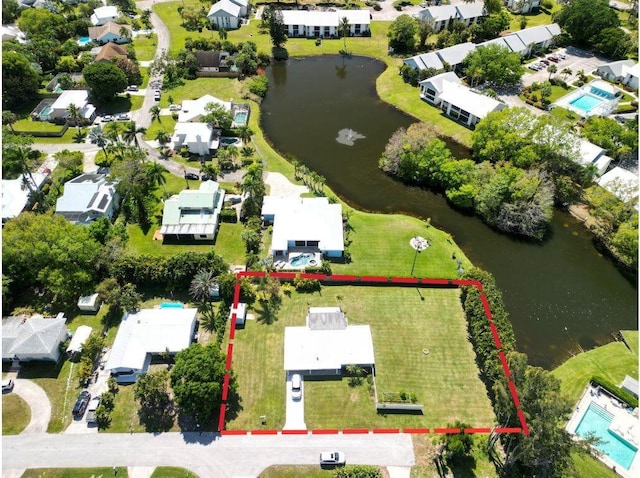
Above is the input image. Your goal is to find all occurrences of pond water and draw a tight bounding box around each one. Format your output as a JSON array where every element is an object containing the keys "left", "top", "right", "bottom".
[{"left": 260, "top": 55, "right": 638, "bottom": 370}]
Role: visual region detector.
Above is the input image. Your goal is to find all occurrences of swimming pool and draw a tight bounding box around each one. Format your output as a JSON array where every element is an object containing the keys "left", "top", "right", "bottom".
[
  {"left": 569, "top": 94, "right": 604, "bottom": 113},
  {"left": 233, "top": 111, "right": 248, "bottom": 126},
  {"left": 289, "top": 253, "right": 318, "bottom": 267},
  {"left": 220, "top": 137, "right": 241, "bottom": 146},
  {"left": 160, "top": 302, "right": 184, "bottom": 309},
  {"left": 77, "top": 36, "right": 91, "bottom": 46},
  {"left": 575, "top": 402, "right": 637, "bottom": 470}
]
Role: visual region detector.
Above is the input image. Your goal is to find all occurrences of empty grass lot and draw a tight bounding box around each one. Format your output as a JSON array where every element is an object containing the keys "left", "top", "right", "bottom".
[
  {"left": 2, "top": 393, "right": 31, "bottom": 435},
  {"left": 134, "top": 33, "right": 158, "bottom": 62},
  {"left": 226, "top": 286, "right": 495, "bottom": 430},
  {"left": 21, "top": 469, "right": 128, "bottom": 478}
]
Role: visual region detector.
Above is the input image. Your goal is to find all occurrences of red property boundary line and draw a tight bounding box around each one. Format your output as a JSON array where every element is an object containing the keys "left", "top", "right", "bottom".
[{"left": 217, "top": 272, "right": 530, "bottom": 436}]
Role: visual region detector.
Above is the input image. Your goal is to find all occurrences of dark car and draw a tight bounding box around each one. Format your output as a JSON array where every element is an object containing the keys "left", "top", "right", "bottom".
[
  {"left": 116, "top": 114, "right": 130, "bottom": 121},
  {"left": 201, "top": 174, "right": 212, "bottom": 181},
  {"left": 72, "top": 390, "right": 91, "bottom": 417},
  {"left": 185, "top": 173, "right": 199, "bottom": 180}
]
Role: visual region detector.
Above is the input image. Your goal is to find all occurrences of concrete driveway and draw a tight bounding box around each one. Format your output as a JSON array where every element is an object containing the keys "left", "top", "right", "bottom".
[
  {"left": 11, "top": 379, "right": 51, "bottom": 434},
  {"left": 283, "top": 373, "right": 306, "bottom": 430},
  {"left": 2, "top": 432, "right": 415, "bottom": 478}
]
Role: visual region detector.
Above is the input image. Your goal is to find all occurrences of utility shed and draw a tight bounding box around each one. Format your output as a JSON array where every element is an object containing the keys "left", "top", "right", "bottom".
[
  {"left": 77, "top": 293, "right": 102, "bottom": 312},
  {"left": 229, "top": 303, "right": 247, "bottom": 326}
]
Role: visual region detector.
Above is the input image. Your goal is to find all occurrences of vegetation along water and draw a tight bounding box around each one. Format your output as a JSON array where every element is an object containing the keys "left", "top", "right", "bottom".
[{"left": 260, "top": 55, "right": 638, "bottom": 370}]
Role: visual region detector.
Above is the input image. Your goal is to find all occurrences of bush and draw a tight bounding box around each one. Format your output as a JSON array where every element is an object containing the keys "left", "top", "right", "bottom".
[
  {"left": 292, "top": 276, "right": 321, "bottom": 293},
  {"left": 220, "top": 208, "right": 238, "bottom": 223},
  {"left": 591, "top": 376, "right": 639, "bottom": 408},
  {"left": 248, "top": 75, "right": 268, "bottom": 98},
  {"left": 335, "top": 466, "right": 382, "bottom": 478},
  {"left": 541, "top": 0, "right": 554, "bottom": 9},
  {"left": 373, "top": 2, "right": 382, "bottom": 11}
]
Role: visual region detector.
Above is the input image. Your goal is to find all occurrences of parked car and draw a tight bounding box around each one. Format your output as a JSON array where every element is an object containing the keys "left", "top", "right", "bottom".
[
  {"left": 2, "top": 379, "right": 14, "bottom": 393},
  {"left": 556, "top": 52, "right": 566, "bottom": 59},
  {"left": 185, "top": 173, "right": 199, "bottom": 180},
  {"left": 72, "top": 390, "right": 91, "bottom": 417},
  {"left": 201, "top": 174, "right": 212, "bottom": 181},
  {"left": 86, "top": 395, "right": 101, "bottom": 423},
  {"left": 116, "top": 114, "right": 130, "bottom": 121},
  {"left": 320, "top": 451, "right": 346, "bottom": 466},
  {"left": 102, "top": 115, "right": 114, "bottom": 122},
  {"left": 540, "top": 59, "right": 550, "bottom": 65},
  {"left": 169, "top": 104, "right": 181, "bottom": 111},
  {"left": 547, "top": 56, "right": 559, "bottom": 62},
  {"left": 291, "top": 373, "right": 302, "bottom": 401},
  {"left": 127, "top": 85, "right": 139, "bottom": 91},
  {"left": 154, "top": 91, "right": 161, "bottom": 101}
]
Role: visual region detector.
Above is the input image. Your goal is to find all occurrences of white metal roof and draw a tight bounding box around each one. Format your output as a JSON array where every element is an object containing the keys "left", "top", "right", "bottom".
[
  {"left": 284, "top": 324, "right": 374, "bottom": 371},
  {"left": 577, "top": 139, "right": 605, "bottom": 166},
  {"left": 435, "top": 42, "right": 476, "bottom": 66},
  {"left": 55, "top": 173, "right": 118, "bottom": 218},
  {"left": 2, "top": 173, "right": 48, "bottom": 222},
  {"left": 405, "top": 52, "right": 444, "bottom": 71},
  {"left": 51, "top": 90, "right": 89, "bottom": 111},
  {"left": 455, "top": 1, "right": 485, "bottom": 20},
  {"left": 597, "top": 167, "right": 639, "bottom": 204},
  {"left": 172, "top": 122, "right": 215, "bottom": 145},
  {"left": 621, "top": 375, "right": 639, "bottom": 397},
  {"left": 418, "top": 5, "right": 457, "bottom": 23},
  {"left": 501, "top": 34, "right": 528, "bottom": 53},
  {"left": 66, "top": 325, "right": 93, "bottom": 354},
  {"left": 514, "top": 24, "right": 555, "bottom": 46},
  {"left": 208, "top": 0, "right": 242, "bottom": 18},
  {"left": 90, "top": 6, "right": 119, "bottom": 25},
  {"left": 178, "top": 94, "right": 231, "bottom": 123},
  {"left": 105, "top": 308, "right": 197, "bottom": 372},
  {"left": 262, "top": 197, "right": 344, "bottom": 253},
  {"left": 439, "top": 81, "right": 505, "bottom": 118},
  {"left": 419, "top": 71, "right": 461, "bottom": 93}
]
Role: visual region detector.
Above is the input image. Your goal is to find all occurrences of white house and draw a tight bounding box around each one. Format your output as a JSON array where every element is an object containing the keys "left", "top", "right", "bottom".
[
  {"left": 284, "top": 307, "right": 374, "bottom": 376},
  {"left": 414, "top": 5, "right": 458, "bottom": 33},
  {"left": 207, "top": 0, "right": 248, "bottom": 30},
  {"left": 597, "top": 167, "right": 639, "bottom": 204},
  {"left": 1, "top": 25, "right": 26, "bottom": 43},
  {"left": 171, "top": 122, "right": 220, "bottom": 156},
  {"left": 2, "top": 314, "right": 68, "bottom": 362},
  {"left": 55, "top": 173, "right": 119, "bottom": 224},
  {"left": 88, "top": 22, "right": 132, "bottom": 44},
  {"left": 281, "top": 9, "right": 371, "bottom": 38},
  {"left": 437, "top": 80, "right": 507, "bottom": 127},
  {"left": 160, "top": 180, "right": 226, "bottom": 241},
  {"left": 514, "top": 23, "right": 561, "bottom": 56},
  {"left": 261, "top": 196, "right": 344, "bottom": 258},
  {"left": 454, "top": 1, "right": 486, "bottom": 26},
  {"left": 46, "top": 90, "right": 96, "bottom": 124},
  {"left": 403, "top": 51, "right": 444, "bottom": 71},
  {"left": 178, "top": 94, "right": 231, "bottom": 123},
  {"left": 2, "top": 172, "right": 49, "bottom": 225},
  {"left": 434, "top": 42, "right": 477, "bottom": 70},
  {"left": 576, "top": 139, "right": 612, "bottom": 176},
  {"left": 419, "top": 71, "right": 462, "bottom": 104},
  {"left": 504, "top": 0, "right": 540, "bottom": 13},
  {"left": 621, "top": 63, "right": 640, "bottom": 89},
  {"left": 90, "top": 6, "right": 119, "bottom": 26},
  {"left": 105, "top": 308, "right": 197, "bottom": 383}
]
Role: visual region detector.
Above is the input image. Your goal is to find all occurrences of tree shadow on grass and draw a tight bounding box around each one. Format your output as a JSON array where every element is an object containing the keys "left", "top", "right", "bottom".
[
  {"left": 138, "top": 403, "right": 175, "bottom": 433},
  {"left": 253, "top": 303, "right": 278, "bottom": 325},
  {"left": 443, "top": 455, "right": 478, "bottom": 478}
]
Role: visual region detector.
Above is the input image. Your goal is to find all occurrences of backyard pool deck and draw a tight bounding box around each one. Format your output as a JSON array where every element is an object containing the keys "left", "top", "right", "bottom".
[{"left": 566, "top": 384, "right": 640, "bottom": 478}]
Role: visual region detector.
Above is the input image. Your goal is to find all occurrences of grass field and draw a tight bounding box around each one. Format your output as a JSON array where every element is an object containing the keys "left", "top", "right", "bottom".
[
  {"left": 571, "top": 450, "right": 619, "bottom": 478},
  {"left": 134, "top": 33, "right": 158, "bottom": 61},
  {"left": 2, "top": 393, "right": 31, "bottom": 435},
  {"left": 226, "top": 286, "right": 495, "bottom": 430},
  {"left": 551, "top": 331, "right": 639, "bottom": 405},
  {"left": 151, "top": 468, "right": 198, "bottom": 478},
  {"left": 21, "top": 468, "right": 128, "bottom": 478}
]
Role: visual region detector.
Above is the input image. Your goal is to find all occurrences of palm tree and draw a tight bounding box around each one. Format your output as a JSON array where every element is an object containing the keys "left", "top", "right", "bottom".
[
  {"left": 291, "top": 159, "right": 300, "bottom": 179},
  {"left": 189, "top": 269, "right": 219, "bottom": 332},
  {"left": 547, "top": 64, "right": 557, "bottom": 81},
  {"left": 240, "top": 146, "right": 254, "bottom": 160},
  {"left": 200, "top": 163, "right": 220, "bottom": 181},
  {"left": 89, "top": 126, "right": 110, "bottom": 162},
  {"left": 146, "top": 161, "right": 167, "bottom": 196},
  {"left": 339, "top": 16, "right": 350, "bottom": 50},
  {"left": 119, "top": 26, "right": 132, "bottom": 42},
  {"left": 561, "top": 67, "right": 573, "bottom": 81},
  {"left": 123, "top": 121, "right": 147, "bottom": 151},
  {"left": 67, "top": 103, "right": 83, "bottom": 131},
  {"left": 237, "top": 125, "right": 254, "bottom": 143},
  {"left": 316, "top": 174, "right": 326, "bottom": 194},
  {"left": 149, "top": 105, "right": 161, "bottom": 124}
]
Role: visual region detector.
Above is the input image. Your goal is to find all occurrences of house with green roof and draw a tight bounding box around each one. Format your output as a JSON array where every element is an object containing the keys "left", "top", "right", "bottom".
[{"left": 160, "top": 181, "right": 226, "bottom": 241}]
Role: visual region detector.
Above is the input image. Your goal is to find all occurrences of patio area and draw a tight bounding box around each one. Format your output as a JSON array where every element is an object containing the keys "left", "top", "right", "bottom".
[
  {"left": 566, "top": 383, "right": 640, "bottom": 478},
  {"left": 273, "top": 252, "right": 323, "bottom": 270}
]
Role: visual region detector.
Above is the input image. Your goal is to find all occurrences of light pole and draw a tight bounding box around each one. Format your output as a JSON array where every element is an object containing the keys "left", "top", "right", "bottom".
[{"left": 410, "top": 236, "right": 429, "bottom": 276}]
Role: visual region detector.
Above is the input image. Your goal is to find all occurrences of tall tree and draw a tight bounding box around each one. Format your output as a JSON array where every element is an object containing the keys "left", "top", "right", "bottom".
[
  {"left": 145, "top": 161, "right": 167, "bottom": 196},
  {"left": 462, "top": 44, "right": 524, "bottom": 87},
  {"left": 88, "top": 126, "right": 110, "bottom": 163},
  {"left": 122, "top": 121, "right": 147, "bottom": 151},
  {"left": 82, "top": 62, "right": 128, "bottom": 103},
  {"left": 417, "top": 18, "right": 434, "bottom": 49},
  {"left": 266, "top": 6, "right": 287, "bottom": 48},
  {"left": 555, "top": 0, "right": 619, "bottom": 46},
  {"left": 387, "top": 14, "right": 418, "bottom": 53},
  {"left": 66, "top": 103, "right": 83, "bottom": 129},
  {"left": 339, "top": 16, "right": 350, "bottom": 50},
  {"left": 2, "top": 111, "right": 17, "bottom": 134},
  {"left": 2, "top": 51, "right": 41, "bottom": 109},
  {"left": 149, "top": 105, "right": 161, "bottom": 123},
  {"left": 547, "top": 63, "right": 557, "bottom": 81}
]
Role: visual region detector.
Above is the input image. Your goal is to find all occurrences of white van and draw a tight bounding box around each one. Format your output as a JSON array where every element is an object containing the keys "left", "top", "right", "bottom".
[{"left": 291, "top": 373, "right": 302, "bottom": 400}]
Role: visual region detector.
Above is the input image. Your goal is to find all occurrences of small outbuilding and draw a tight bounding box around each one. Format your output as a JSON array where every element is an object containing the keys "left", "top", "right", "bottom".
[
  {"left": 229, "top": 303, "right": 247, "bottom": 326},
  {"left": 77, "top": 293, "right": 102, "bottom": 312},
  {"left": 66, "top": 325, "right": 93, "bottom": 356},
  {"left": 621, "top": 375, "right": 639, "bottom": 399}
]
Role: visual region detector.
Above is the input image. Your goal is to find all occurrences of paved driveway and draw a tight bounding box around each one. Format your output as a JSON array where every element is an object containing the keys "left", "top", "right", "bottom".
[
  {"left": 11, "top": 379, "right": 51, "bottom": 434},
  {"left": 283, "top": 373, "right": 306, "bottom": 430},
  {"left": 3, "top": 432, "right": 415, "bottom": 478},
  {"left": 522, "top": 46, "right": 610, "bottom": 87}
]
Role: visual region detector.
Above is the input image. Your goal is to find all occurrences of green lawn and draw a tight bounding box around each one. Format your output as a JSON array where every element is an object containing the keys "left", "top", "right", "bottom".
[
  {"left": 332, "top": 210, "right": 471, "bottom": 278},
  {"left": 551, "top": 331, "right": 639, "bottom": 405},
  {"left": 96, "top": 95, "right": 144, "bottom": 115},
  {"left": 21, "top": 469, "right": 128, "bottom": 478},
  {"left": 156, "top": 77, "right": 244, "bottom": 109},
  {"left": 13, "top": 118, "right": 65, "bottom": 133},
  {"left": 549, "top": 106, "right": 580, "bottom": 123},
  {"left": 134, "top": 33, "right": 158, "bottom": 61},
  {"left": 151, "top": 468, "right": 198, "bottom": 478},
  {"left": 570, "top": 451, "right": 619, "bottom": 478},
  {"left": 2, "top": 393, "right": 31, "bottom": 435},
  {"left": 226, "top": 286, "right": 495, "bottom": 430},
  {"left": 145, "top": 115, "right": 177, "bottom": 141},
  {"left": 259, "top": 467, "right": 347, "bottom": 478}
]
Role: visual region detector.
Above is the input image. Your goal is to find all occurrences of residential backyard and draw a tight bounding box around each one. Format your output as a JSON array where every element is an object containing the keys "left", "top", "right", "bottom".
[{"left": 225, "top": 285, "right": 496, "bottom": 431}]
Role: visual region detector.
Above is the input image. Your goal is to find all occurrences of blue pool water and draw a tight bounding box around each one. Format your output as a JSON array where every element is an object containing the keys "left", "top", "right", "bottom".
[
  {"left": 575, "top": 402, "right": 637, "bottom": 470},
  {"left": 569, "top": 94, "right": 603, "bottom": 113},
  {"left": 77, "top": 36, "right": 91, "bottom": 46},
  {"left": 591, "top": 86, "right": 615, "bottom": 99},
  {"left": 233, "top": 111, "right": 248, "bottom": 125},
  {"left": 160, "top": 302, "right": 184, "bottom": 309},
  {"left": 221, "top": 137, "right": 240, "bottom": 146},
  {"left": 289, "top": 253, "right": 317, "bottom": 267}
]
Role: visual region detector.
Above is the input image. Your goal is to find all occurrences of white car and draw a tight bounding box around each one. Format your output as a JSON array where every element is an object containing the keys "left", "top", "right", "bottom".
[
  {"left": 169, "top": 104, "right": 181, "bottom": 111},
  {"left": 320, "top": 451, "right": 346, "bottom": 466},
  {"left": 291, "top": 373, "right": 302, "bottom": 401}
]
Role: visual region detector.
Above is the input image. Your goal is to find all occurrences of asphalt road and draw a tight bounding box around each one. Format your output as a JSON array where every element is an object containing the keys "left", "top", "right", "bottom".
[{"left": 3, "top": 432, "right": 415, "bottom": 478}]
